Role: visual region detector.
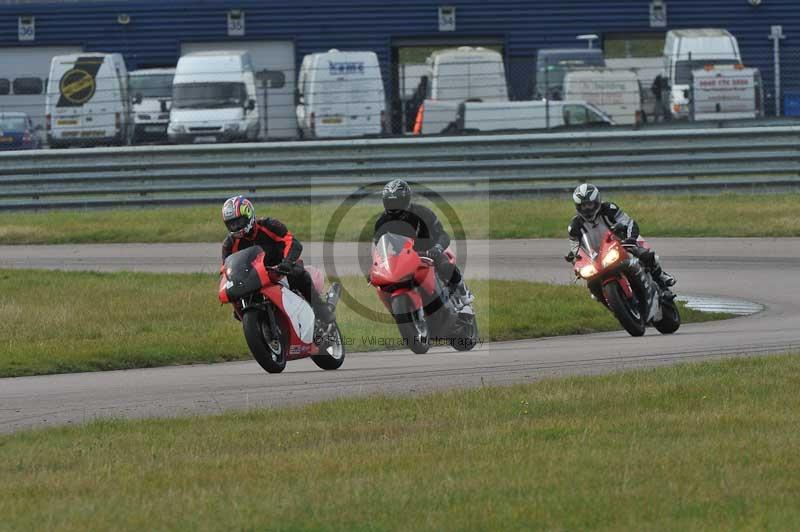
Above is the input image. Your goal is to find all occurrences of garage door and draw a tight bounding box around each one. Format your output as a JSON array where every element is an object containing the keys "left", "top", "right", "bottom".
[
  {"left": 0, "top": 45, "right": 83, "bottom": 130},
  {"left": 181, "top": 41, "right": 296, "bottom": 139}
]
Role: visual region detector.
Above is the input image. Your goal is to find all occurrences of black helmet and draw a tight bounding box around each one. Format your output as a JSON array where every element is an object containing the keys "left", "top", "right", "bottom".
[
  {"left": 573, "top": 183, "right": 601, "bottom": 222},
  {"left": 382, "top": 179, "right": 412, "bottom": 214}
]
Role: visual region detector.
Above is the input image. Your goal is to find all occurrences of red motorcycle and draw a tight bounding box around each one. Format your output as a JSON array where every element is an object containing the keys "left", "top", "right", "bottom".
[
  {"left": 572, "top": 224, "right": 680, "bottom": 337},
  {"left": 219, "top": 246, "right": 345, "bottom": 373},
  {"left": 369, "top": 233, "right": 479, "bottom": 354}
]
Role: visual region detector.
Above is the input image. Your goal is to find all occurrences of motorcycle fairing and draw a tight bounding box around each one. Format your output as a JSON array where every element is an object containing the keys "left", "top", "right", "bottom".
[{"left": 278, "top": 286, "right": 316, "bottom": 345}]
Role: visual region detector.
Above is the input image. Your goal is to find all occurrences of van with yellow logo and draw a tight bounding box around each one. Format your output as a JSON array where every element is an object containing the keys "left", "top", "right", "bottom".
[{"left": 45, "top": 53, "right": 133, "bottom": 148}]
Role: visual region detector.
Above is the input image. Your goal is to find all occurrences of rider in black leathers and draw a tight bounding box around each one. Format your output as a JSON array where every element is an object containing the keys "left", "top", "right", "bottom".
[
  {"left": 373, "top": 179, "right": 472, "bottom": 305},
  {"left": 565, "top": 183, "right": 676, "bottom": 292}
]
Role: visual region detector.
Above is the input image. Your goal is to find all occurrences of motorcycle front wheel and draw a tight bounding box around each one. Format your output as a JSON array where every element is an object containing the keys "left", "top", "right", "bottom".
[
  {"left": 391, "top": 296, "right": 430, "bottom": 354},
  {"left": 603, "top": 281, "right": 646, "bottom": 337},
  {"left": 243, "top": 310, "right": 288, "bottom": 373}
]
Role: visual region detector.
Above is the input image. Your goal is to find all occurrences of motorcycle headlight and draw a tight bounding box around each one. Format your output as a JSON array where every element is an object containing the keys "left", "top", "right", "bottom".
[
  {"left": 579, "top": 265, "right": 598, "bottom": 279},
  {"left": 602, "top": 248, "right": 620, "bottom": 268}
]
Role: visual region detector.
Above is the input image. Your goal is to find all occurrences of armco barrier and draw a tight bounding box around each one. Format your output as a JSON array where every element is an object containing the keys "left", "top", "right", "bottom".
[{"left": 0, "top": 126, "right": 798, "bottom": 210}]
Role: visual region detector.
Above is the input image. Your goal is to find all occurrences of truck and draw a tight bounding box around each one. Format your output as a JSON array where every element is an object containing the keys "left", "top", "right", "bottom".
[
  {"left": 563, "top": 68, "right": 643, "bottom": 126},
  {"left": 45, "top": 52, "right": 133, "bottom": 148},
  {"left": 296, "top": 49, "right": 386, "bottom": 139},
  {"left": 129, "top": 68, "right": 175, "bottom": 143},
  {"left": 168, "top": 51, "right": 260, "bottom": 144},
  {"left": 534, "top": 48, "right": 606, "bottom": 100},
  {"left": 663, "top": 29, "right": 742, "bottom": 119}
]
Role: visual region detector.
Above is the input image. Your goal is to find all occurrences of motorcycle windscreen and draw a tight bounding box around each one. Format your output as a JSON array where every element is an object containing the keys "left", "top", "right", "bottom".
[
  {"left": 374, "top": 232, "right": 413, "bottom": 262},
  {"left": 580, "top": 220, "right": 611, "bottom": 257},
  {"left": 223, "top": 246, "right": 266, "bottom": 300}
]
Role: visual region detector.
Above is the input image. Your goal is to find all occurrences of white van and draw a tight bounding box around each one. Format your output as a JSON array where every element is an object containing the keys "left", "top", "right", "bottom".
[
  {"left": 45, "top": 53, "right": 132, "bottom": 148},
  {"left": 426, "top": 46, "right": 508, "bottom": 102},
  {"left": 168, "top": 51, "right": 259, "bottom": 143},
  {"left": 563, "top": 69, "right": 643, "bottom": 126},
  {"left": 456, "top": 100, "right": 615, "bottom": 133},
  {"left": 296, "top": 49, "right": 386, "bottom": 138},
  {"left": 129, "top": 68, "right": 175, "bottom": 143},
  {"left": 663, "top": 29, "right": 742, "bottom": 119}
]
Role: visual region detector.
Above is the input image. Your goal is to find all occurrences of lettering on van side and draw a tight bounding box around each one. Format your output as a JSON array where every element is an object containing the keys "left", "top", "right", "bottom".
[
  {"left": 327, "top": 61, "right": 365, "bottom": 76},
  {"left": 57, "top": 57, "right": 104, "bottom": 107}
]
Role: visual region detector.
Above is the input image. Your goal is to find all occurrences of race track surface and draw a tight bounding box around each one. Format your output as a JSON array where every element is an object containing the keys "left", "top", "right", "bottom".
[{"left": 1, "top": 238, "right": 799, "bottom": 434}]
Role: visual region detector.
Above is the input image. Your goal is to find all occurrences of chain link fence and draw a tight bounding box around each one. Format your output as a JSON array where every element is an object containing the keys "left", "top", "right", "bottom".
[{"left": 0, "top": 44, "right": 795, "bottom": 151}]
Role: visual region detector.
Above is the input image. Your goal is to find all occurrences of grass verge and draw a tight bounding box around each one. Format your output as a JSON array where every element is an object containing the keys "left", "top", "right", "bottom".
[
  {"left": 0, "top": 269, "right": 727, "bottom": 378},
  {"left": 2, "top": 354, "right": 799, "bottom": 530},
  {"left": 1, "top": 193, "right": 799, "bottom": 245}
]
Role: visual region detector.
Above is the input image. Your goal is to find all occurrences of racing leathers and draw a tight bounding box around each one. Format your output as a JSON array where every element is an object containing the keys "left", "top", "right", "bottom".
[
  {"left": 373, "top": 203, "right": 469, "bottom": 302},
  {"left": 221, "top": 217, "right": 333, "bottom": 322},
  {"left": 566, "top": 202, "right": 675, "bottom": 291}
]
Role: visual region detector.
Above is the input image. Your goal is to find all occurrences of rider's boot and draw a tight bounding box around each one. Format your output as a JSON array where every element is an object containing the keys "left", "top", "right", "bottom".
[
  {"left": 652, "top": 265, "right": 676, "bottom": 289},
  {"left": 449, "top": 280, "right": 474, "bottom": 308},
  {"left": 309, "top": 290, "right": 335, "bottom": 324}
]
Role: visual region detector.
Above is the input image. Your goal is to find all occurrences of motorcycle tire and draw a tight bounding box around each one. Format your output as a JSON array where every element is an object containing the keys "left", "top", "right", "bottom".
[
  {"left": 391, "top": 296, "right": 430, "bottom": 354},
  {"left": 654, "top": 299, "right": 681, "bottom": 334},
  {"left": 451, "top": 314, "right": 479, "bottom": 352},
  {"left": 311, "top": 322, "right": 346, "bottom": 370},
  {"left": 603, "top": 281, "right": 646, "bottom": 337},
  {"left": 243, "top": 310, "right": 288, "bottom": 373}
]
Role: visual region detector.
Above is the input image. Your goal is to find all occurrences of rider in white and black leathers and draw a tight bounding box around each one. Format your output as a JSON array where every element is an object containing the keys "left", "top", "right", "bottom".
[{"left": 565, "top": 183, "right": 676, "bottom": 291}]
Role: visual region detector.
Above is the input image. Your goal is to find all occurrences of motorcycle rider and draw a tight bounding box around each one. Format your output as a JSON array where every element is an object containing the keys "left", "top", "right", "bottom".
[
  {"left": 373, "top": 179, "right": 473, "bottom": 306},
  {"left": 221, "top": 195, "right": 334, "bottom": 324},
  {"left": 565, "top": 183, "right": 676, "bottom": 291}
]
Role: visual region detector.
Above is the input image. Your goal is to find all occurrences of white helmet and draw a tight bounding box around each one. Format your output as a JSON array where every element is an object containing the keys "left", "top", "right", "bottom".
[{"left": 573, "top": 183, "right": 601, "bottom": 222}]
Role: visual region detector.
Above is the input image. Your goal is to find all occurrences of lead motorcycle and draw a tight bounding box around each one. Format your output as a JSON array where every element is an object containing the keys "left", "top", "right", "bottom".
[
  {"left": 572, "top": 224, "right": 680, "bottom": 337},
  {"left": 219, "top": 246, "right": 345, "bottom": 373},
  {"left": 368, "top": 233, "right": 479, "bottom": 354}
]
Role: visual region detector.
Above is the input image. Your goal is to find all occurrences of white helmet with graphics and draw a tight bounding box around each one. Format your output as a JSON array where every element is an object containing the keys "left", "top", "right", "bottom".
[{"left": 573, "top": 183, "right": 601, "bottom": 222}]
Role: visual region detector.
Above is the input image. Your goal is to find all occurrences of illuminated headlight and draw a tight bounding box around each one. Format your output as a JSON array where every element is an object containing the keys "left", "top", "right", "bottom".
[
  {"left": 579, "top": 265, "right": 598, "bottom": 279},
  {"left": 602, "top": 248, "right": 620, "bottom": 268},
  {"left": 224, "top": 123, "right": 240, "bottom": 132}
]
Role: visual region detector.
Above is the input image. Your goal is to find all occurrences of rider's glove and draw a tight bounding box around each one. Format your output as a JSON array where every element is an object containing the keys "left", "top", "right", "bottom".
[
  {"left": 428, "top": 244, "right": 444, "bottom": 261},
  {"left": 611, "top": 222, "right": 628, "bottom": 239},
  {"left": 276, "top": 258, "right": 295, "bottom": 275},
  {"left": 564, "top": 251, "right": 576, "bottom": 264}
]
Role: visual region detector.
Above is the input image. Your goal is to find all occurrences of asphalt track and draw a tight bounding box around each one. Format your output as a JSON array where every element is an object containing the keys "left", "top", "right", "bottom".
[{"left": 1, "top": 238, "right": 799, "bottom": 434}]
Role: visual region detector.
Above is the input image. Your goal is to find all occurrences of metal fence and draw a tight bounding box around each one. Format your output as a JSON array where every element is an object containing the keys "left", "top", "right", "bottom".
[{"left": 1, "top": 125, "right": 798, "bottom": 210}]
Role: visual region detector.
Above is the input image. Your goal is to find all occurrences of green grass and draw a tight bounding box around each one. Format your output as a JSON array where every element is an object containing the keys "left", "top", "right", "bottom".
[
  {"left": 0, "top": 269, "right": 726, "bottom": 378},
  {"left": 2, "top": 193, "right": 799, "bottom": 245},
  {"left": 2, "top": 354, "right": 799, "bottom": 530}
]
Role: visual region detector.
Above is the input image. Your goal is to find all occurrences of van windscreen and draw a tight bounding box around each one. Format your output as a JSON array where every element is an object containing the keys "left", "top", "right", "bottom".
[
  {"left": 172, "top": 82, "right": 247, "bottom": 109},
  {"left": 130, "top": 74, "right": 174, "bottom": 98}
]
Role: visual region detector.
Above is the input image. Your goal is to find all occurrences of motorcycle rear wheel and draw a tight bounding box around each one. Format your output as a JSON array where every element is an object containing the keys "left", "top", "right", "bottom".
[
  {"left": 391, "top": 296, "right": 430, "bottom": 354},
  {"left": 243, "top": 310, "right": 288, "bottom": 373},
  {"left": 603, "top": 281, "right": 646, "bottom": 337},
  {"left": 311, "top": 322, "right": 346, "bottom": 370},
  {"left": 654, "top": 298, "right": 681, "bottom": 334}
]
